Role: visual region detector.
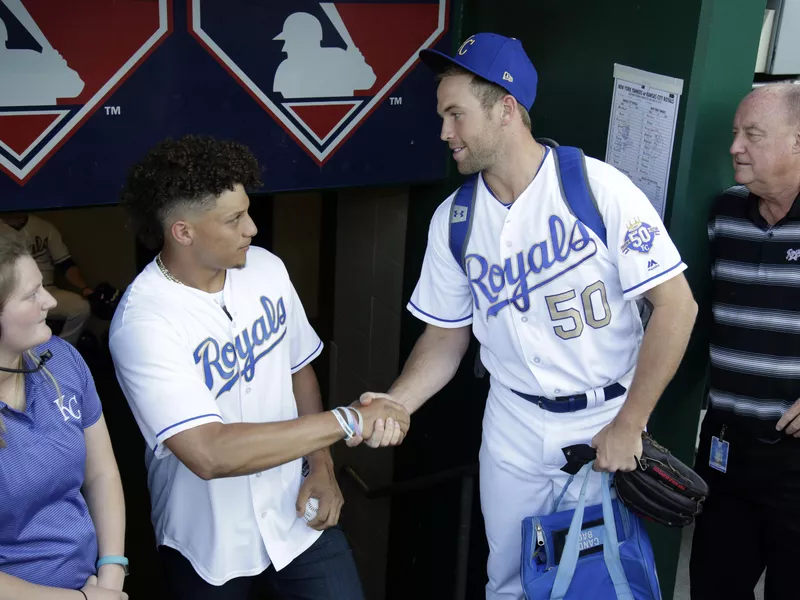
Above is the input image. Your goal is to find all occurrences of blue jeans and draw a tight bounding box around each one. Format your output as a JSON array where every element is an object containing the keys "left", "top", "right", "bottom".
[{"left": 160, "top": 526, "right": 365, "bottom": 600}]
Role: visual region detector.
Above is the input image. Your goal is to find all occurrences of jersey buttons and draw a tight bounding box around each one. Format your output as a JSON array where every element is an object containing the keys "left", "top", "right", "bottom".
[
  {"left": 521, "top": 317, "right": 528, "bottom": 323},
  {"left": 533, "top": 357, "right": 540, "bottom": 364}
]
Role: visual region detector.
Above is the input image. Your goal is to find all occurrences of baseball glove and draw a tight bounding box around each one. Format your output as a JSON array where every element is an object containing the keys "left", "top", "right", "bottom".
[{"left": 613, "top": 432, "right": 709, "bottom": 527}]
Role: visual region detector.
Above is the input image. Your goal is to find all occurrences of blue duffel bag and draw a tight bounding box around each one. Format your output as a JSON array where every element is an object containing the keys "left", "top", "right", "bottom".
[{"left": 521, "top": 461, "right": 662, "bottom": 600}]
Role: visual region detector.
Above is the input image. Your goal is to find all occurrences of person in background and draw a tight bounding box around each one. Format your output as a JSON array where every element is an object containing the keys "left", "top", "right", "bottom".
[
  {"left": 691, "top": 83, "right": 800, "bottom": 600},
  {"left": 0, "top": 232, "right": 127, "bottom": 600}
]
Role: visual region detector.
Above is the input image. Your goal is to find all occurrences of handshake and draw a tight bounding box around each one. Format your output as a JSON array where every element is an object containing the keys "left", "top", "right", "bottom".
[{"left": 334, "top": 393, "right": 411, "bottom": 449}]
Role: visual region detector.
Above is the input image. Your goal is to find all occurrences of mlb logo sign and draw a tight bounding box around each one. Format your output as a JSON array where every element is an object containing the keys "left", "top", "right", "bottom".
[
  {"left": 0, "top": 0, "right": 171, "bottom": 184},
  {"left": 190, "top": 0, "right": 449, "bottom": 165}
]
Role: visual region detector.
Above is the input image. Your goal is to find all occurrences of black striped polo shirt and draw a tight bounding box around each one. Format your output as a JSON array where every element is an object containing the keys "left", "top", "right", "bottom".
[{"left": 707, "top": 185, "right": 800, "bottom": 439}]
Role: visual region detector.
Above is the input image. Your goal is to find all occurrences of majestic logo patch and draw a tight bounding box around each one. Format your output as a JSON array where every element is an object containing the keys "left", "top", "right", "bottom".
[
  {"left": 621, "top": 218, "right": 660, "bottom": 254},
  {"left": 0, "top": 0, "right": 172, "bottom": 184},
  {"left": 786, "top": 249, "right": 800, "bottom": 262},
  {"left": 189, "top": 0, "right": 448, "bottom": 165}
]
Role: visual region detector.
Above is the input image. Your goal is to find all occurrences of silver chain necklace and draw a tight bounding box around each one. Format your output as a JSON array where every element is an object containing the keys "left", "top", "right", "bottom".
[{"left": 156, "top": 253, "right": 184, "bottom": 285}]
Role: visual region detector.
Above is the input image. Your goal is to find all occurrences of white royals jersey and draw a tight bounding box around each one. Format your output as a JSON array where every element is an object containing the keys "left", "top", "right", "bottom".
[
  {"left": 109, "top": 246, "right": 324, "bottom": 585},
  {"left": 409, "top": 151, "right": 687, "bottom": 399}
]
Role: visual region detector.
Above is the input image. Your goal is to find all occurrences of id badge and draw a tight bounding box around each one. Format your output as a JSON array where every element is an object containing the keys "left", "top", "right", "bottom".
[{"left": 709, "top": 436, "right": 729, "bottom": 473}]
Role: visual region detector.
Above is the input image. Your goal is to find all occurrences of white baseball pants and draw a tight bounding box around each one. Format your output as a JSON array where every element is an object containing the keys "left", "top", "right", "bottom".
[{"left": 479, "top": 382, "right": 626, "bottom": 600}]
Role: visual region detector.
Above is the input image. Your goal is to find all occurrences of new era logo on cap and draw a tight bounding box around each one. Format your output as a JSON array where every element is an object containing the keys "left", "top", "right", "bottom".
[{"left": 418, "top": 32, "right": 538, "bottom": 110}]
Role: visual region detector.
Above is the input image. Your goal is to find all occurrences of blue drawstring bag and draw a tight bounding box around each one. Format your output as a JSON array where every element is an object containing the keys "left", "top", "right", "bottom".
[{"left": 521, "top": 462, "right": 662, "bottom": 599}]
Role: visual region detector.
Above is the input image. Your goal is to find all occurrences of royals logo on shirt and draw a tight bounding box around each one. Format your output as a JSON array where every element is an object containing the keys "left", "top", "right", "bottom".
[
  {"left": 189, "top": 0, "right": 448, "bottom": 165},
  {"left": 467, "top": 215, "right": 599, "bottom": 318},
  {"left": 0, "top": 0, "right": 171, "bottom": 184},
  {"left": 194, "top": 295, "right": 288, "bottom": 398},
  {"left": 620, "top": 218, "right": 660, "bottom": 254}
]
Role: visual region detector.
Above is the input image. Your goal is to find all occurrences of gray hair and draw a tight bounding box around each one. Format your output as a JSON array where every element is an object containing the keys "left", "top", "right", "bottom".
[
  {"left": 785, "top": 85, "right": 800, "bottom": 128},
  {"left": 751, "top": 83, "right": 800, "bottom": 128}
]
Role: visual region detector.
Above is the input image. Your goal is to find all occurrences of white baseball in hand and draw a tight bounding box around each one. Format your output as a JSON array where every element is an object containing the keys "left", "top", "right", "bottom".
[{"left": 302, "top": 497, "right": 319, "bottom": 522}]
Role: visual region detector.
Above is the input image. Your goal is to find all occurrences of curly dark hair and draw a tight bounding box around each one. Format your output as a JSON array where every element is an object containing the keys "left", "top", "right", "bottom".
[{"left": 120, "top": 135, "right": 263, "bottom": 249}]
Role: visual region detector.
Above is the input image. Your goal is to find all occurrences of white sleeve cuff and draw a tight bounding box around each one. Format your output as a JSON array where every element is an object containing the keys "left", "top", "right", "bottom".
[
  {"left": 407, "top": 300, "right": 473, "bottom": 329},
  {"left": 291, "top": 339, "right": 324, "bottom": 374},
  {"left": 622, "top": 260, "right": 687, "bottom": 301},
  {"left": 153, "top": 413, "right": 223, "bottom": 459}
]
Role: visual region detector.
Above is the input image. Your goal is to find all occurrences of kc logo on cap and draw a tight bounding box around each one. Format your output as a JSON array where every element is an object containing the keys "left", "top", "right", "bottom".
[
  {"left": 419, "top": 32, "right": 539, "bottom": 111},
  {"left": 458, "top": 36, "right": 475, "bottom": 55}
]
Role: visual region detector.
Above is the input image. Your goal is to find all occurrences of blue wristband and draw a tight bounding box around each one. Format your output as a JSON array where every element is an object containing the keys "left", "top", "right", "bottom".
[{"left": 96, "top": 555, "right": 129, "bottom": 576}]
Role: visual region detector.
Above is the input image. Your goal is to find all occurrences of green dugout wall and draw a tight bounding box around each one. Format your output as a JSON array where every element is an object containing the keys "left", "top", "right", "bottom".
[{"left": 386, "top": 1, "right": 766, "bottom": 598}]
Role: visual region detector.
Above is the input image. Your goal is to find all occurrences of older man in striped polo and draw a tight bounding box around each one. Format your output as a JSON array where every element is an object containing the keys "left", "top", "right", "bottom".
[{"left": 690, "top": 83, "right": 800, "bottom": 600}]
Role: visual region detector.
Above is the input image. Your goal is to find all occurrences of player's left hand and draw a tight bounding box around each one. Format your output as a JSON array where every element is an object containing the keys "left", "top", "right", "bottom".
[
  {"left": 591, "top": 419, "right": 643, "bottom": 472},
  {"left": 296, "top": 456, "right": 344, "bottom": 531},
  {"left": 776, "top": 397, "right": 800, "bottom": 436}
]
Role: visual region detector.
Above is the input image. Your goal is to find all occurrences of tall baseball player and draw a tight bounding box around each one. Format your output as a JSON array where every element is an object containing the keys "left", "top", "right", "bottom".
[
  {"left": 354, "top": 34, "right": 698, "bottom": 598},
  {"left": 108, "top": 135, "right": 409, "bottom": 599}
]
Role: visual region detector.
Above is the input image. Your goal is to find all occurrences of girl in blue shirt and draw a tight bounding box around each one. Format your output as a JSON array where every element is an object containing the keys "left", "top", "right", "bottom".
[{"left": 0, "top": 233, "right": 127, "bottom": 600}]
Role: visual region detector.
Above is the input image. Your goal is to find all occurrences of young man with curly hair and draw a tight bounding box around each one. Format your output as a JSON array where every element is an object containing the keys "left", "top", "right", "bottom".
[{"left": 108, "top": 135, "right": 409, "bottom": 599}]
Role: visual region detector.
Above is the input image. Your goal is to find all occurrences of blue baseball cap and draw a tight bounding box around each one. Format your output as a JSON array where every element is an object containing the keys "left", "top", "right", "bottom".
[{"left": 419, "top": 33, "right": 538, "bottom": 110}]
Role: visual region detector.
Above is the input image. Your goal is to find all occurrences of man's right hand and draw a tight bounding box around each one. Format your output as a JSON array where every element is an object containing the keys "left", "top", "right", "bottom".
[
  {"left": 347, "top": 393, "right": 409, "bottom": 448},
  {"left": 81, "top": 575, "right": 128, "bottom": 600}
]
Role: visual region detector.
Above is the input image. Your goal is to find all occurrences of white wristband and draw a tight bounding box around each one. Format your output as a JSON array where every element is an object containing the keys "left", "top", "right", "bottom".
[
  {"left": 343, "top": 406, "right": 363, "bottom": 437},
  {"left": 332, "top": 408, "right": 354, "bottom": 440}
]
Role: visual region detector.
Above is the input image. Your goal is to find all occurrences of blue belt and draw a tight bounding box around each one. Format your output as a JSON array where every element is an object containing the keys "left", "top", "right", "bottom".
[{"left": 511, "top": 382, "right": 627, "bottom": 413}]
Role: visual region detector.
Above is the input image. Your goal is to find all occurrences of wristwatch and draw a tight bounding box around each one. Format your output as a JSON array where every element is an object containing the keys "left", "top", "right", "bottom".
[{"left": 96, "top": 555, "right": 129, "bottom": 576}]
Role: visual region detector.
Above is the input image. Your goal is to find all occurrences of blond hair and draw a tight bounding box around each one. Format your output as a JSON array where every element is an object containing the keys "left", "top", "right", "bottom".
[{"left": 0, "top": 232, "right": 62, "bottom": 449}]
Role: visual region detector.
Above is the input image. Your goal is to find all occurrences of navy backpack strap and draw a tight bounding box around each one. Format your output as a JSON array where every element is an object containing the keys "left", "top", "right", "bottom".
[
  {"left": 552, "top": 146, "right": 607, "bottom": 247},
  {"left": 448, "top": 174, "right": 479, "bottom": 274}
]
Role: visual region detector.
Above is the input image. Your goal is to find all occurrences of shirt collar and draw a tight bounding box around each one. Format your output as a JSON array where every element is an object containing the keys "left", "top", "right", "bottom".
[
  {"left": 787, "top": 193, "right": 800, "bottom": 219},
  {"left": 747, "top": 191, "right": 800, "bottom": 227}
]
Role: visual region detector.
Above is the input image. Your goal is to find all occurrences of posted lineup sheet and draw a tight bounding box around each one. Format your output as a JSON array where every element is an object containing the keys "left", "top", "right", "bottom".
[{"left": 605, "top": 64, "right": 684, "bottom": 219}]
